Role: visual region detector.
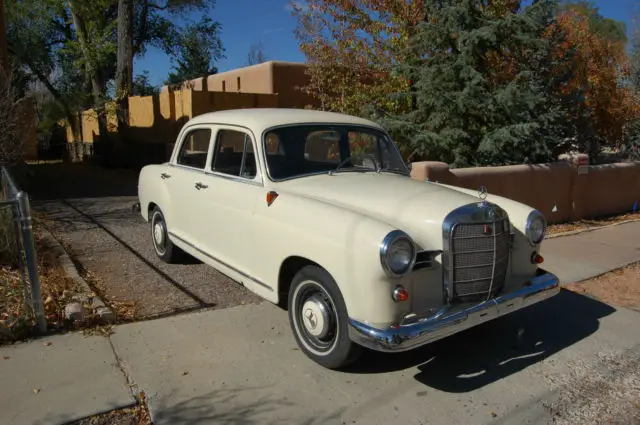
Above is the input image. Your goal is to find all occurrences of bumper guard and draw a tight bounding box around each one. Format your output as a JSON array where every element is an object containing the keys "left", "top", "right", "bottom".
[{"left": 348, "top": 269, "right": 560, "bottom": 352}]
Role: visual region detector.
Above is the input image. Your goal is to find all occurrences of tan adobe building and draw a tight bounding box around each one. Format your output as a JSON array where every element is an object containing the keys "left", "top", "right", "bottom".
[{"left": 163, "top": 60, "right": 320, "bottom": 109}]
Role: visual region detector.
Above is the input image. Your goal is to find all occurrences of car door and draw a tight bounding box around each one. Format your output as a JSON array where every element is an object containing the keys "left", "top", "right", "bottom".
[
  {"left": 166, "top": 125, "right": 214, "bottom": 249},
  {"left": 197, "top": 126, "right": 267, "bottom": 290}
]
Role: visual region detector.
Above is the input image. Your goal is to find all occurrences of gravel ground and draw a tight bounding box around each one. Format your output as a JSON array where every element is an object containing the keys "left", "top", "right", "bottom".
[
  {"left": 543, "top": 347, "right": 640, "bottom": 424},
  {"left": 565, "top": 262, "right": 640, "bottom": 313},
  {"left": 19, "top": 163, "right": 262, "bottom": 320}
]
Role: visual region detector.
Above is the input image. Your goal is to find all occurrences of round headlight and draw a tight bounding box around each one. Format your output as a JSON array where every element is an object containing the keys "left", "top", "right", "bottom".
[
  {"left": 526, "top": 210, "right": 547, "bottom": 245},
  {"left": 380, "top": 230, "right": 416, "bottom": 277}
]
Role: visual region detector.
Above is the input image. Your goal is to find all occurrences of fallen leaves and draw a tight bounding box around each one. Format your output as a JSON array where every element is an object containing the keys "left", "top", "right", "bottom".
[
  {"left": 33, "top": 388, "right": 40, "bottom": 394},
  {"left": 42, "top": 341, "right": 52, "bottom": 347},
  {"left": 547, "top": 211, "right": 640, "bottom": 235},
  {"left": 1, "top": 225, "right": 84, "bottom": 344}
]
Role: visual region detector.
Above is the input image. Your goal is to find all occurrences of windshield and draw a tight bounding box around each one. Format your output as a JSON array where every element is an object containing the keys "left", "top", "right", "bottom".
[{"left": 263, "top": 125, "right": 407, "bottom": 181}]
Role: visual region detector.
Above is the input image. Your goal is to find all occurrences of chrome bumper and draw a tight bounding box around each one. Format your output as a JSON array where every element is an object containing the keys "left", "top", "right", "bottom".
[{"left": 348, "top": 270, "right": 560, "bottom": 353}]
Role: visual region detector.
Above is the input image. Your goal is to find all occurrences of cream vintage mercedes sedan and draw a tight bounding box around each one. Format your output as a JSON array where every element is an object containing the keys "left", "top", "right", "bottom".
[{"left": 137, "top": 108, "right": 560, "bottom": 369}]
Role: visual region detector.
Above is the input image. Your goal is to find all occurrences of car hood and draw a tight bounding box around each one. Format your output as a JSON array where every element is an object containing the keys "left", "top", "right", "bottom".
[{"left": 274, "top": 172, "right": 486, "bottom": 248}]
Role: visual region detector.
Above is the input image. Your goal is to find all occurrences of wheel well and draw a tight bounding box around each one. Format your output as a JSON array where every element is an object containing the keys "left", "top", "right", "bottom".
[
  {"left": 277, "top": 256, "right": 320, "bottom": 309},
  {"left": 147, "top": 202, "right": 158, "bottom": 220}
]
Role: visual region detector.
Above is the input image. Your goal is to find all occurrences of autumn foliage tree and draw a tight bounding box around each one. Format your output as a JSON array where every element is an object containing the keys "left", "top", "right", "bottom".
[
  {"left": 291, "top": 0, "right": 424, "bottom": 116},
  {"left": 293, "top": 0, "right": 639, "bottom": 165},
  {"left": 552, "top": 3, "right": 637, "bottom": 158}
]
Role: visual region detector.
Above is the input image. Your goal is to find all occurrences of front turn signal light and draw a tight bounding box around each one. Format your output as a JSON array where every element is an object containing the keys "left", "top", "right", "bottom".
[
  {"left": 392, "top": 286, "right": 409, "bottom": 302},
  {"left": 531, "top": 252, "right": 544, "bottom": 264}
]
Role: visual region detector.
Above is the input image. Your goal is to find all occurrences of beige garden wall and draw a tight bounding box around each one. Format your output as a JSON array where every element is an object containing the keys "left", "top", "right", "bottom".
[{"left": 410, "top": 155, "right": 640, "bottom": 223}]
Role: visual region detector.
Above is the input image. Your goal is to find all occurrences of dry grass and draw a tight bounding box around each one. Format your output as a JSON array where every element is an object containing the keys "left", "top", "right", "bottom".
[
  {"left": 565, "top": 262, "right": 640, "bottom": 310},
  {"left": 547, "top": 211, "right": 640, "bottom": 235},
  {"left": 0, "top": 219, "right": 83, "bottom": 344}
]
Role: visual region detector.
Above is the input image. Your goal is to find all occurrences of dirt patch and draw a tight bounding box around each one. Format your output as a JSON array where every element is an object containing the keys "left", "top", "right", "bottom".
[
  {"left": 0, "top": 223, "right": 83, "bottom": 344},
  {"left": 548, "top": 211, "right": 640, "bottom": 235},
  {"left": 565, "top": 262, "right": 640, "bottom": 311}
]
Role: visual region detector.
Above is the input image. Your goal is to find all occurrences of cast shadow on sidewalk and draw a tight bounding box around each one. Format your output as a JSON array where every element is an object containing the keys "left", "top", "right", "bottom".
[
  {"left": 153, "top": 386, "right": 346, "bottom": 425},
  {"left": 346, "top": 289, "right": 616, "bottom": 393}
]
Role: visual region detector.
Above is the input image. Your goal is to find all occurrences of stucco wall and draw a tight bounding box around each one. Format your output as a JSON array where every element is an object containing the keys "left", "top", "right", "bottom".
[
  {"left": 411, "top": 157, "right": 640, "bottom": 223},
  {"left": 191, "top": 91, "right": 278, "bottom": 118},
  {"left": 205, "top": 62, "right": 274, "bottom": 94},
  {"left": 174, "top": 61, "right": 319, "bottom": 109}
]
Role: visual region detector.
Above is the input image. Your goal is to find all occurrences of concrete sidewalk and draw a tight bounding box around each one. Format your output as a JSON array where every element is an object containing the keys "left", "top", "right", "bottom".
[
  {"left": 542, "top": 220, "right": 640, "bottom": 284},
  {"left": 0, "top": 333, "right": 134, "bottom": 425},
  {"left": 1, "top": 221, "right": 639, "bottom": 425}
]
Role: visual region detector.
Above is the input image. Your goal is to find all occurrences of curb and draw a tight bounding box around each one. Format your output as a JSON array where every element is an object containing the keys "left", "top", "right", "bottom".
[
  {"left": 38, "top": 226, "right": 116, "bottom": 324},
  {"left": 547, "top": 218, "right": 640, "bottom": 239}
]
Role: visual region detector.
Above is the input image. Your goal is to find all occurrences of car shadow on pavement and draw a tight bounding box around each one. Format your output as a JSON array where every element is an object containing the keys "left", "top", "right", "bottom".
[{"left": 346, "top": 289, "right": 616, "bottom": 393}]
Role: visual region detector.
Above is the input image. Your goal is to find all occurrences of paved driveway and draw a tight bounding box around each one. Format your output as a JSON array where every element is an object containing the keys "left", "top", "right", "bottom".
[
  {"left": 22, "top": 163, "right": 261, "bottom": 319},
  {"left": 110, "top": 293, "right": 640, "bottom": 425}
]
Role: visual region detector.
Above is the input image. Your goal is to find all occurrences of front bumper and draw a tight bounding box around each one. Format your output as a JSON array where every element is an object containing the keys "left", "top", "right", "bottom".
[{"left": 348, "top": 269, "right": 560, "bottom": 353}]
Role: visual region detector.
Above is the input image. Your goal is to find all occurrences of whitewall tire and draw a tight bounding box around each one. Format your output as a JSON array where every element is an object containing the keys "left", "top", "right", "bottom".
[{"left": 288, "top": 265, "right": 362, "bottom": 369}]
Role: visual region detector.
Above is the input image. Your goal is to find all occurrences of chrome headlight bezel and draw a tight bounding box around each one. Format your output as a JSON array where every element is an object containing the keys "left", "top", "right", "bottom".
[
  {"left": 380, "top": 230, "right": 416, "bottom": 278},
  {"left": 525, "top": 210, "right": 547, "bottom": 245}
]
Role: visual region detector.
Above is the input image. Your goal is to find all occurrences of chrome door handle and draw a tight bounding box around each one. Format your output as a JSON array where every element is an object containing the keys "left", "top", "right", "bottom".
[
  {"left": 160, "top": 173, "right": 171, "bottom": 179},
  {"left": 195, "top": 182, "right": 208, "bottom": 190}
]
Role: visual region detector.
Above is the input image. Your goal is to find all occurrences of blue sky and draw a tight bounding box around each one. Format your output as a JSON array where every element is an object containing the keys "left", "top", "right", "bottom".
[{"left": 135, "top": 0, "right": 638, "bottom": 87}]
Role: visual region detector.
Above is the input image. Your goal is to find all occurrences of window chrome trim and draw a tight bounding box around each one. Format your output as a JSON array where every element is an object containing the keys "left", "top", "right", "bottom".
[
  {"left": 209, "top": 126, "right": 264, "bottom": 186},
  {"left": 260, "top": 122, "right": 410, "bottom": 183},
  {"left": 170, "top": 122, "right": 265, "bottom": 187},
  {"left": 168, "top": 231, "right": 273, "bottom": 291}
]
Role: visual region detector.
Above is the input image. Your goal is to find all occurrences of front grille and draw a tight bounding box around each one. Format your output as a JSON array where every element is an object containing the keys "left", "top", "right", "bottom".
[{"left": 450, "top": 218, "right": 510, "bottom": 301}]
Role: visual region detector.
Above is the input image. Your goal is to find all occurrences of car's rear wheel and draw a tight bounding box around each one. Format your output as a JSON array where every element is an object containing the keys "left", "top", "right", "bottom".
[
  {"left": 288, "top": 265, "right": 362, "bottom": 369},
  {"left": 150, "top": 206, "right": 182, "bottom": 263}
]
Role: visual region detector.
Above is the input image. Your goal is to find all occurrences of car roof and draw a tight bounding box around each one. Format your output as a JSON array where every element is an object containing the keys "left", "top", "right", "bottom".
[{"left": 185, "top": 108, "right": 386, "bottom": 133}]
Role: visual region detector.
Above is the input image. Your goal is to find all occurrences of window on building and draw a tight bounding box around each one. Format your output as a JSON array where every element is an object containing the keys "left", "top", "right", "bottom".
[
  {"left": 237, "top": 77, "right": 241, "bottom": 91},
  {"left": 222, "top": 80, "right": 226, "bottom": 92}
]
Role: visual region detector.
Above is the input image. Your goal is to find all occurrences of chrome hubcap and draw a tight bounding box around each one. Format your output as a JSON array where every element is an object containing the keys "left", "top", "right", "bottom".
[
  {"left": 153, "top": 222, "right": 165, "bottom": 246},
  {"left": 301, "top": 296, "right": 330, "bottom": 339}
]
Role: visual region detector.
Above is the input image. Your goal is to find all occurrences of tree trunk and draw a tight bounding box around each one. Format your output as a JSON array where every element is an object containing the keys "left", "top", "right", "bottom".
[
  {"left": 115, "top": 0, "right": 133, "bottom": 132},
  {"left": 0, "top": 0, "right": 9, "bottom": 73},
  {"left": 69, "top": 0, "right": 110, "bottom": 162}
]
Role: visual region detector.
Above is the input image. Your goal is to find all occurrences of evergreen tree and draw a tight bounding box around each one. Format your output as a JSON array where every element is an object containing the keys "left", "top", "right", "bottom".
[
  {"left": 164, "top": 17, "right": 225, "bottom": 86},
  {"left": 373, "top": 0, "right": 573, "bottom": 167}
]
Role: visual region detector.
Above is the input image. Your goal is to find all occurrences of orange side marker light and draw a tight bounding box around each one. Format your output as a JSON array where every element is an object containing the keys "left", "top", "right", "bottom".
[{"left": 266, "top": 191, "right": 279, "bottom": 206}]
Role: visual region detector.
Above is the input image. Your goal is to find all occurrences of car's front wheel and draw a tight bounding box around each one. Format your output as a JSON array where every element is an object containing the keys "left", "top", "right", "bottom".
[
  {"left": 150, "top": 206, "right": 183, "bottom": 263},
  {"left": 288, "top": 265, "right": 362, "bottom": 369}
]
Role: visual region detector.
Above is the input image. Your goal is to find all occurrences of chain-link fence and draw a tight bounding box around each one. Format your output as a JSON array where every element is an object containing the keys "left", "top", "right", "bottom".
[{"left": 0, "top": 165, "right": 46, "bottom": 334}]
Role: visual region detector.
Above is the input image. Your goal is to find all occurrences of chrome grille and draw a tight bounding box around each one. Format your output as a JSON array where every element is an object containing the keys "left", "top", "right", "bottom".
[{"left": 450, "top": 218, "right": 510, "bottom": 301}]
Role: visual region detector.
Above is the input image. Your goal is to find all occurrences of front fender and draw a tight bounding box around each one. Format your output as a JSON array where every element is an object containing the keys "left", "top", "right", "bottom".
[{"left": 256, "top": 193, "right": 411, "bottom": 325}]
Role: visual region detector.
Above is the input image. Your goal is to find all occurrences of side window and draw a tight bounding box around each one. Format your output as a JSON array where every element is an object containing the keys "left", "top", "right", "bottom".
[
  {"left": 176, "top": 128, "right": 212, "bottom": 169},
  {"left": 211, "top": 129, "right": 257, "bottom": 179}
]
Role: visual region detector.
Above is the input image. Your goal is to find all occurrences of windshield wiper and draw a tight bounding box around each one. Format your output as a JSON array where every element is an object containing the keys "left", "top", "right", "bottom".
[{"left": 328, "top": 154, "right": 380, "bottom": 176}]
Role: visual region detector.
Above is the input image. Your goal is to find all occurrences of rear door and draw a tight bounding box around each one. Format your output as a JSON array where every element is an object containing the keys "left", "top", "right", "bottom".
[
  {"left": 197, "top": 126, "right": 268, "bottom": 291},
  {"left": 166, "top": 125, "right": 214, "bottom": 248}
]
